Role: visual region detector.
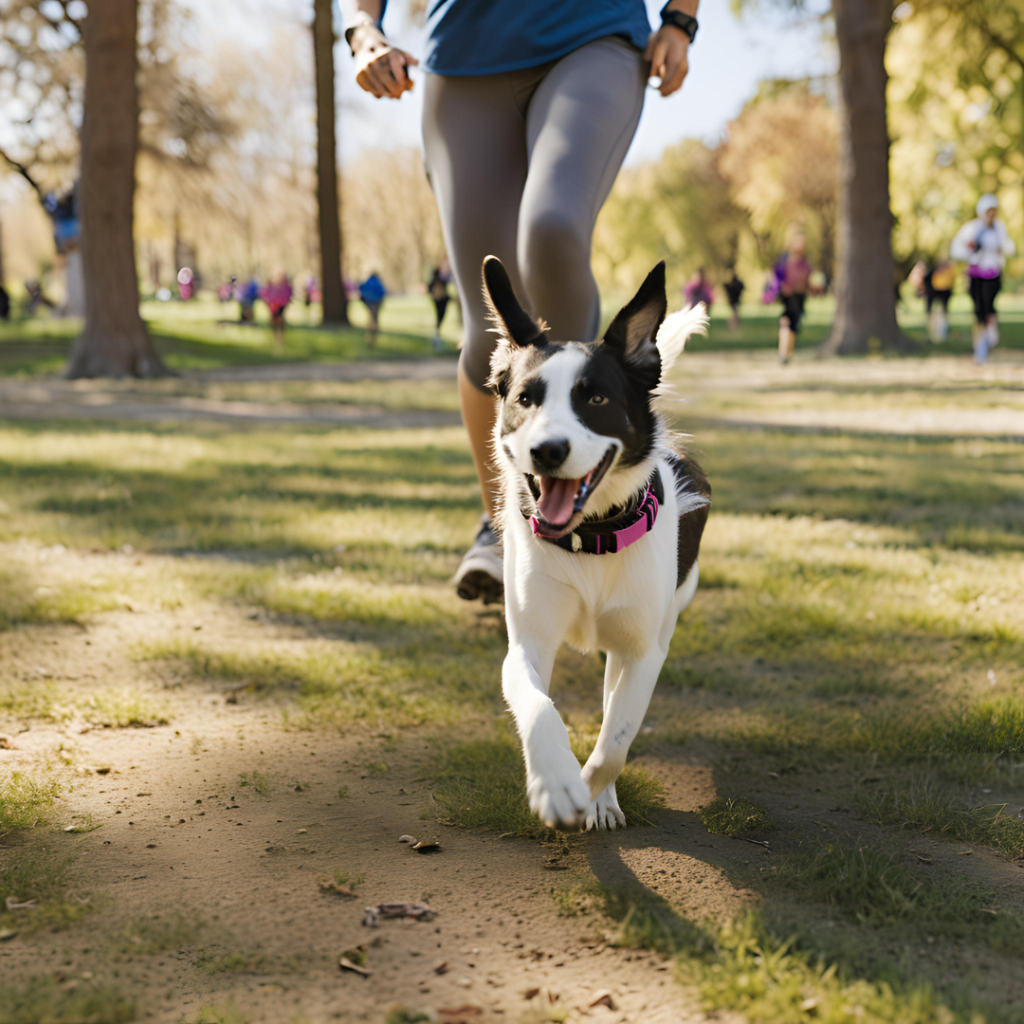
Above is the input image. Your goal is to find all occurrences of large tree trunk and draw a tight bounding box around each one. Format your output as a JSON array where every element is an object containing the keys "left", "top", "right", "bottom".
[
  {"left": 67, "top": 0, "right": 169, "bottom": 379},
  {"left": 825, "top": 0, "right": 910, "bottom": 355},
  {"left": 313, "top": 0, "right": 349, "bottom": 326}
]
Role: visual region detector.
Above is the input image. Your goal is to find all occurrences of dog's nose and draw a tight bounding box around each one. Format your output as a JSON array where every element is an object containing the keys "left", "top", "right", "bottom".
[{"left": 531, "top": 439, "right": 570, "bottom": 473}]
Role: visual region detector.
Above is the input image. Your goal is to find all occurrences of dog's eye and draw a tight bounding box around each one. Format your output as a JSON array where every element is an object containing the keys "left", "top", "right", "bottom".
[
  {"left": 516, "top": 393, "right": 533, "bottom": 408},
  {"left": 589, "top": 394, "right": 608, "bottom": 406}
]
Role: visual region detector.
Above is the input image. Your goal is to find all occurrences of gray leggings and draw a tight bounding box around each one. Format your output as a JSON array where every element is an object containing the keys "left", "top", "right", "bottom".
[{"left": 422, "top": 37, "right": 647, "bottom": 392}]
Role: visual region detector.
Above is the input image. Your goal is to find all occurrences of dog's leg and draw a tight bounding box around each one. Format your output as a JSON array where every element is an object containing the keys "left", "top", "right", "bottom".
[
  {"left": 580, "top": 647, "right": 667, "bottom": 827},
  {"left": 504, "top": 603, "right": 590, "bottom": 830},
  {"left": 585, "top": 652, "right": 627, "bottom": 831}
]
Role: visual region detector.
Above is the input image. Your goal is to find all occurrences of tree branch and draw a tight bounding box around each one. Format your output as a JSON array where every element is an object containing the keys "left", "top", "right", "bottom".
[{"left": 0, "top": 144, "right": 45, "bottom": 202}]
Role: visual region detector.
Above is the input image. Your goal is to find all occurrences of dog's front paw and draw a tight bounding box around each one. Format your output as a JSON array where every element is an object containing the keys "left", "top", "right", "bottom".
[
  {"left": 585, "top": 782, "right": 627, "bottom": 832},
  {"left": 526, "top": 754, "right": 590, "bottom": 830}
]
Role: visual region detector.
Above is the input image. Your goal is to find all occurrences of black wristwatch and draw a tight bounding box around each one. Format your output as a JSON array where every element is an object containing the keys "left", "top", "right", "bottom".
[{"left": 660, "top": 4, "right": 698, "bottom": 43}]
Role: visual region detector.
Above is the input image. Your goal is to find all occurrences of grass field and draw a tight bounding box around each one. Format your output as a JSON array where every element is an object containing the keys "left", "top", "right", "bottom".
[
  {"left": 0, "top": 299, "right": 1022, "bottom": 1022},
  {"left": 3, "top": 286, "right": 1024, "bottom": 378}
]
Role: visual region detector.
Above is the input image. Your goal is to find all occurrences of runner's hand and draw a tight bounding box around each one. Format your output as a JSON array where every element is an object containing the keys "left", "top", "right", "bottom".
[
  {"left": 645, "top": 25, "right": 690, "bottom": 97},
  {"left": 353, "top": 29, "right": 418, "bottom": 99}
]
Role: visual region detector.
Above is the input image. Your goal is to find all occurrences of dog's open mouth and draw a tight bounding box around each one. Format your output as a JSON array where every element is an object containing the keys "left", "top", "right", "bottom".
[{"left": 526, "top": 446, "right": 616, "bottom": 539}]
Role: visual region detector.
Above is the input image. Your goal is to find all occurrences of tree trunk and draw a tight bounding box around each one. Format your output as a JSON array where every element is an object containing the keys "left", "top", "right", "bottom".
[
  {"left": 67, "top": 0, "right": 169, "bottom": 379},
  {"left": 313, "top": 0, "right": 349, "bottom": 326},
  {"left": 825, "top": 0, "right": 910, "bottom": 355}
]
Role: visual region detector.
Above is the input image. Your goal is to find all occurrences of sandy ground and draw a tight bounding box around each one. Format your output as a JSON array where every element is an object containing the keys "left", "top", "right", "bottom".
[
  {"left": 0, "top": 352, "right": 1022, "bottom": 436},
  {"left": 1, "top": 602, "right": 737, "bottom": 1023}
]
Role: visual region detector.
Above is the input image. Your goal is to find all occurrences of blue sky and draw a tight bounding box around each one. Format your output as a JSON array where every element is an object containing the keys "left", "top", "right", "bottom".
[{"left": 333, "top": 0, "right": 834, "bottom": 165}]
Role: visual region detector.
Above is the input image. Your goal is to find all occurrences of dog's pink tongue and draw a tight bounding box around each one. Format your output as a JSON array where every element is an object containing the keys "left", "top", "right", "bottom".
[{"left": 537, "top": 476, "right": 581, "bottom": 526}]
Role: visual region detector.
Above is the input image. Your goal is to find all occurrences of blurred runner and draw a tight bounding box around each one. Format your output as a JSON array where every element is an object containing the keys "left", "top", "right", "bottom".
[
  {"left": 951, "top": 194, "right": 1016, "bottom": 364},
  {"left": 684, "top": 267, "right": 713, "bottom": 311},
  {"left": 358, "top": 271, "right": 387, "bottom": 346},
  {"left": 177, "top": 267, "right": 194, "bottom": 301},
  {"left": 770, "top": 232, "right": 816, "bottom": 366},
  {"left": 724, "top": 267, "right": 744, "bottom": 331},
  {"left": 262, "top": 272, "right": 293, "bottom": 347},
  {"left": 428, "top": 260, "right": 452, "bottom": 352}
]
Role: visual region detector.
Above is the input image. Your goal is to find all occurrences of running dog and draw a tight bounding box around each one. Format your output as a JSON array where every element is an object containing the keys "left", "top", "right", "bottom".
[{"left": 483, "top": 256, "right": 710, "bottom": 831}]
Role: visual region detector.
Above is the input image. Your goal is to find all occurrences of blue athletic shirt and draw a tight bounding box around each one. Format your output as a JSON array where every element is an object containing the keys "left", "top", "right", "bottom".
[{"left": 380, "top": 0, "right": 652, "bottom": 76}]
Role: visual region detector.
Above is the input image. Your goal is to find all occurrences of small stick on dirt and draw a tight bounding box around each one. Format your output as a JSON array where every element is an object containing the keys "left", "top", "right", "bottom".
[
  {"left": 735, "top": 836, "right": 770, "bottom": 849},
  {"left": 339, "top": 955, "right": 371, "bottom": 977}
]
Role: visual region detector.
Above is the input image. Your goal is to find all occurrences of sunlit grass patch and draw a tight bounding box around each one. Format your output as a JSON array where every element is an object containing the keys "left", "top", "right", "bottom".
[
  {"left": 430, "top": 732, "right": 665, "bottom": 839},
  {"left": 0, "top": 682, "right": 168, "bottom": 729},
  {"left": 136, "top": 637, "right": 478, "bottom": 729},
  {"left": 0, "top": 848, "right": 93, "bottom": 932},
  {"left": 79, "top": 688, "right": 170, "bottom": 729},
  {"left": 679, "top": 913, "right": 954, "bottom": 1024},
  {"left": 0, "top": 682, "right": 58, "bottom": 722},
  {"left": 183, "top": 1004, "right": 251, "bottom": 1024},
  {"left": 109, "top": 914, "right": 205, "bottom": 956},
  {"left": 773, "top": 841, "right": 1002, "bottom": 928},
  {"left": 866, "top": 782, "right": 1024, "bottom": 861},
  {"left": 195, "top": 949, "right": 274, "bottom": 975},
  {"left": 0, "top": 772, "right": 60, "bottom": 835},
  {"left": 0, "top": 976, "right": 134, "bottom": 1024},
  {"left": 238, "top": 770, "right": 270, "bottom": 797},
  {"left": 699, "top": 797, "right": 776, "bottom": 838}
]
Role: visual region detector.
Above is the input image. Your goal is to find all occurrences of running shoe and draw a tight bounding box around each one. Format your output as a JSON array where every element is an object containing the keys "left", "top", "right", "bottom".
[{"left": 454, "top": 515, "right": 503, "bottom": 604}]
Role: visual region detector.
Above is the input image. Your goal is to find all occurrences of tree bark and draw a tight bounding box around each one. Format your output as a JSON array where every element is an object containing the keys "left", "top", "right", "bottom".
[
  {"left": 826, "top": 0, "right": 910, "bottom": 355},
  {"left": 67, "top": 0, "right": 169, "bottom": 379},
  {"left": 313, "top": 0, "right": 349, "bottom": 326}
]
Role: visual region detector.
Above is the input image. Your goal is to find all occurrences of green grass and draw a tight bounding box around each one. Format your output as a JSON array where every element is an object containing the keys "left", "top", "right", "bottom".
[
  {"left": 0, "top": 772, "right": 59, "bottom": 835},
  {"left": 680, "top": 913, "right": 957, "bottom": 1024},
  {"left": 866, "top": 782, "right": 1024, "bottom": 861},
  {"left": 0, "top": 976, "right": 135, "bottom": 1024},
  {"left": 0, "top": 682, "right": 169, "bottom": 729},
  {"left": 110, "top": 914, "right": 205, "bottom": 956},
  {"left": 0, "top": 848, "right": 93, "bottom": 932},
  {"left": 238, "top": 770, "right": 270, "bottom": 797},
  {"left": 196, "top": 950, "right": 270, "bottom": 975},
  {"left": 430, "top": 732, "right": 665, "bottom": 839},
  {"left": 5, "top": 288, "right": 1024, "bottom": 378},
  {"left": 699, "top": 796, "right": 776, "bottom": 838}
]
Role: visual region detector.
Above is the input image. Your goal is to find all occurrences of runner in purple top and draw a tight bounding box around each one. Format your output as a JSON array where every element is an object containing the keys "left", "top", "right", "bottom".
[
  {"left": 770, "top": 231, "right": 817, "bottom": 366},
  {"left": 951, "top": 194, "right": 1016, "bottom": 364}
]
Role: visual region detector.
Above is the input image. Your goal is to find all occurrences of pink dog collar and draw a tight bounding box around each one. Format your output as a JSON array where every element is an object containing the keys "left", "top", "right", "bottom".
[{"left": 529, "top": 469, "right": 663, "bottom": 555}]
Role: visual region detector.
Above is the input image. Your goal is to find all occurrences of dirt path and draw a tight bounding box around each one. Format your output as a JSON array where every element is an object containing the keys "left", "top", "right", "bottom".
[
  {"left": 1, "top": 353, "right": 1022, "bottom": 437},
  {"left": 1, "top": 598, "right": 723, "bottom": 1023}
]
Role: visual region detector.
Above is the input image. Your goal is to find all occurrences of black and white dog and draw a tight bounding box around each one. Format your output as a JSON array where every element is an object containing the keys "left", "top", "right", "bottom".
[{"left": 483, "top": 256, "right": 711, "bottom": 831}]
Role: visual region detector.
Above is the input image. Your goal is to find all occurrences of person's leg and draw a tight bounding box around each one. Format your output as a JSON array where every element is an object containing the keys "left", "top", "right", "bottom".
[
  {"left": 969, "top": 277, "right": 988, "bottom": 360},
  {"left": 423, "top": 72, "right": 529, "bottom": 522},
  {"left": 778, "top": 315, "right": 793, "bottom": 364},
  {"left": 518, "top": 37, "right": 647, "bottom": 342},
  {"left": 985, "top": 276, "right": 1001, "bottom": 348}
]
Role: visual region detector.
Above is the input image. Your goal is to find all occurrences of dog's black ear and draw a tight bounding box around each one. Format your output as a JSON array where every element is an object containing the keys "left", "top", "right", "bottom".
[
  {"left": 602, "top": 261, "right": 666, "bottom": 388},
  {"left": 482, "top": 256, "right": 546, "bottom": 348}
]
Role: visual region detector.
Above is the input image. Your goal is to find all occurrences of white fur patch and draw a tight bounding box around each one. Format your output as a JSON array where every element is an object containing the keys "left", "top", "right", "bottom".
[{"left": 656, "top": 304, "right": 708, "bottom": 380}]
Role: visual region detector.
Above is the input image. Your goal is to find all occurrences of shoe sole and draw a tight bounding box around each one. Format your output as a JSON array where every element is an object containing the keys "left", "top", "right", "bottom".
[{"left": 456, "top": 568, "right": 504, "bottom": 605}]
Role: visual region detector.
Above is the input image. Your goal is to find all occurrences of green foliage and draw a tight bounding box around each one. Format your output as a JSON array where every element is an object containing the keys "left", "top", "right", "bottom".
[
  {"left": 867, "top": 783, "right": 1024, "bottom": 861},
  {"left": 0, "top": 849, "right": 93, "bottom": 933},
  {"left": 238, "top": 770, "right": 270, "bottom": 797},
  {"left": 0, "top": 772, "right": 59, "bottom": 835},
  {"left": 681, "top": 913, "right": 953, "bottom": 1024},
  {"left": 196, "top": 950, "right": 269, "bottom": 975},
  {"left": 0, "top": 976, "right": 135, "bottom": 1024},
  {"left": 699, "top": 796, "right": 776, "bottom": 838},
  {"left": 110, "top": 914, "right": 205, "bottom": 956}
]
